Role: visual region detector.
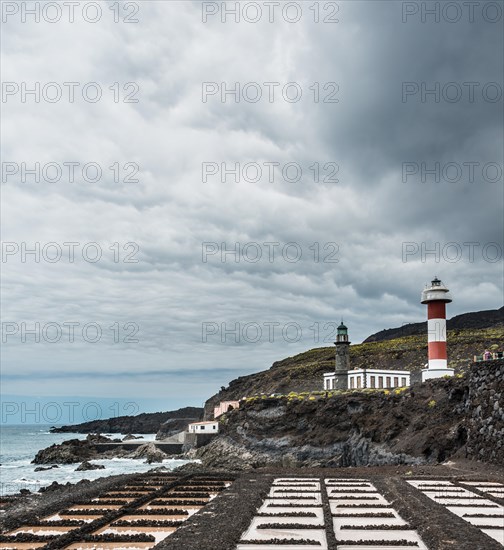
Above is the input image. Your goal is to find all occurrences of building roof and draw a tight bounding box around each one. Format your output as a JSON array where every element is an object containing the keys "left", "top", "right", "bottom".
[
  {"left": 350, "top": 369, "right": 411, "bottom": 375},
  {"left": 324, "top": 369, "right": 411, "bottom": 376},
  {"left": 189, "top": 421, "right": 218, "bottom": 425},
  {"left": 421, "top": 277, "right": 452, "bottom": 303}
]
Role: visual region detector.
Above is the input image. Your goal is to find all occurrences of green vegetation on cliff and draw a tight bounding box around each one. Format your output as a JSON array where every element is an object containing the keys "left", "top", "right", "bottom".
[
  {"left": 206, "top": 325, "right": 503, "bottom": 411},
  {"left": 197, "top": 359, "right": 504, "bottom": 469}
]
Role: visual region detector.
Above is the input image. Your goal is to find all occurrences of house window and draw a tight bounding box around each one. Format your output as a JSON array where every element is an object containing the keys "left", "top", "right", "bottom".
[
  {"left": 350, "top": 377, "right": 355, "bottom": 389},
  {"left": 370, "top": 376, "right": 376, "bottom": 388},
  {"left": 357, "top": 377, "right": 362, "bottom": 388},
  {"left": 201, "top": 426, "right": 205, "bottom": 430},
  {"left": 378, "top": 377, "right": 383, "bottom": 388},
  {"left": 401, "top": 377, "right": 407, "bottom": 386},
  {"left": 386, "top": 377, "right": 391, "bottom": 388},
  {"left": 394, "top": 377, "right": 399, "bottom": 387}
]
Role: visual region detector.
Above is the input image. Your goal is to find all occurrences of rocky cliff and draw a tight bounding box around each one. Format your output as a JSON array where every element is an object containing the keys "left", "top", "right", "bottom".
[
  {"left": 32, "top": 435, "right": 173, "bottom": 464},
  {"left": 50, "top": 407, "right": 203, "bottom": 434},
  {"left": 196, "top": 361, "right": 503, "bottom": 470},
  {"left": 32, "top": 435, "right": 118, "bottom": 464},
  {"left": 204, "top": 323, "right": 503, "bottom": 418},
  {"left": 363, "top": 306, "right": 503, "bottom": 342}
]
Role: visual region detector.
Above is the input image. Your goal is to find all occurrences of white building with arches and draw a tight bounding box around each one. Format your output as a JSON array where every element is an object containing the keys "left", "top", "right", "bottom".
[{"left": 323, "top": 323, "right": 411, "bottom": 390}]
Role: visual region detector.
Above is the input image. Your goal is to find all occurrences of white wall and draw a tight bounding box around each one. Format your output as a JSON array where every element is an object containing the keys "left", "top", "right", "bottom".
[{"left": 188, "top": 423, "right": 219, "bottom": 433}]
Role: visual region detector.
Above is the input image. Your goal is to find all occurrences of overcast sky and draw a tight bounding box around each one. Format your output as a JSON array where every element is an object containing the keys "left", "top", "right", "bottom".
[{"left": 1, "top": 0, "right": 503, "bottom": 422}]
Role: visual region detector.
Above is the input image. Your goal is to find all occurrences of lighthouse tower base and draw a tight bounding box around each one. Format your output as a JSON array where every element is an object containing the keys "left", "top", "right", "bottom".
[{"left": 421, "top": 368, "right": 454, "bottom": 382}]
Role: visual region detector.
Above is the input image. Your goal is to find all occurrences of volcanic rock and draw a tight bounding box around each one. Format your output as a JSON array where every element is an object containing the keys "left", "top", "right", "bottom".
[
  {"left": 50, "top": 406, "right": 203, "bottom": 434},
  {"left": 32, "top": 439, "right": 96, "bottom": 465},
  {"left": 128, "top": 442, "right": 167, "bottom": 463},
  {"left": 34, "top": 465, "right": 59, "bottom": 472},
  {"left": 75, "top": 461, "right": 105, "bottom": 471},
  {"left": 32, "top": 434, "right": 118, "bottom": 464}
]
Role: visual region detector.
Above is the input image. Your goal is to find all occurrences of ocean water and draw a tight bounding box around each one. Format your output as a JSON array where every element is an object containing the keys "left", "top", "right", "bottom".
[{"left": 0, "top": 425, "right": 192, "bottom": 495}]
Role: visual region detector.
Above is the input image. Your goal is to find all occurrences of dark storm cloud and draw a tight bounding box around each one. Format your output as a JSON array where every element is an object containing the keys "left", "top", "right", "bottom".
[{"left": 2, "top": 1, "right": 502, "bottom": 406}]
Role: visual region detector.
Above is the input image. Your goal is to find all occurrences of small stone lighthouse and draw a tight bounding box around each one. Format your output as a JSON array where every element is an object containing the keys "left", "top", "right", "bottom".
[
  {"left": 323, "top": 321, "right": 411, "bottom": 390},
  {"left": 421, "top": 276, "right": 454, "bottom": 381},
  {"left": 333, "top": 321, "right": 351, "bottom": 389}
]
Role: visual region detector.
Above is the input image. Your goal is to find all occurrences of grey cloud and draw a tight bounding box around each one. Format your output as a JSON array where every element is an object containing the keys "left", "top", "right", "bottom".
[{"left": 2, "top": 1, "right": 502, "bottom": 406}]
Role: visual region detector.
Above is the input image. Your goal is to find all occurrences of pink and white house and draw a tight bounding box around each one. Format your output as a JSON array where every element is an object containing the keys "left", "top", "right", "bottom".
[{"left": 213, "top": 400, "right": 240, "bottom": 419}]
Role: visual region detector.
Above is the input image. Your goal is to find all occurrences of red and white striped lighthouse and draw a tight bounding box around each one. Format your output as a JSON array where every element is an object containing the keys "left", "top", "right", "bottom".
[{"left": 421, "top": 277, "right": 454, "bottom": 381}]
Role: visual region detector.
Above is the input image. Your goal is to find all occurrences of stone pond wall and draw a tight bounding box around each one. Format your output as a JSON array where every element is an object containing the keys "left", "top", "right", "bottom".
[{"left": 465, "top": 359, "right": 504, "bottom": 465}]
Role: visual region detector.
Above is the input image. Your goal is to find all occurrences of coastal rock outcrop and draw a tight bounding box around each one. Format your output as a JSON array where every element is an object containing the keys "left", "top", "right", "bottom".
[
  {"left": 195, "top": 436, "right": 270, "bottom": 470},
  {"left": 32, "top": 439, "right": 96, "bottom": 465},
  {"left": 75, "top": 461, "right": 105, "bottom": 471},
  {"left": 34, "top": 465, "right": 59, "bottom": 472},
  {"left": 32, "top": 434, "right": 114, "bottom": 465},
  {"left": 128, "top": 442, "right": 167, "bottom": 463},
  {"left": 32, "top": 433, "right": 178, "bottom": 465},
  {"left": 50, "top": 407, "right": 203, "bottom": 434}
]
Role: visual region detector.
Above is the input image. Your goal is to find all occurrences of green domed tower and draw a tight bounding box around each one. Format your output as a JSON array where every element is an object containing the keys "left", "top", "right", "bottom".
[{"left": 334, "top": 321, "right": 351, "bottom": 390}]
